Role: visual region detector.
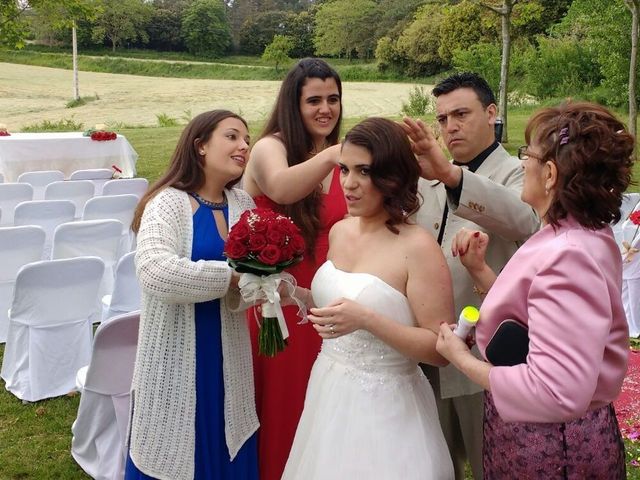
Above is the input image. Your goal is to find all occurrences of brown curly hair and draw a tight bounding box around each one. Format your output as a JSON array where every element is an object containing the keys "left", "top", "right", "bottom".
[
  {"left": 524, "top": 101, "right": 635, "bottom": 229},
  {"left": 343, "top": 117, "right": 422, "bottom": 234}
]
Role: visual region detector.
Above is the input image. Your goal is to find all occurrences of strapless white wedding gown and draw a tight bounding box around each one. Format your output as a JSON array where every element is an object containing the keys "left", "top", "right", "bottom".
[{"left": 282, "top": 261, "right": 454, "bottom": 480}]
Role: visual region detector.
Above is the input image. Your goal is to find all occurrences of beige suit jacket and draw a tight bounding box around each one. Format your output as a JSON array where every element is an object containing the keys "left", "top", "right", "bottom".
[{"left": 417, "top": 144, "right": 540, "bottom": 398}]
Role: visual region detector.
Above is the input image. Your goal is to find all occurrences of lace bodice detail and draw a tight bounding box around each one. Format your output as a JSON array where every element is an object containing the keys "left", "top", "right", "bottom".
[{"left": 311, "top": 261, "right": 421, "bottom": 392}]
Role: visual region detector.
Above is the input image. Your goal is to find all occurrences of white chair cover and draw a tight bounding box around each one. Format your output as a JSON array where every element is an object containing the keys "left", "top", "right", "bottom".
[
  {"left": 612, "top": 193, "right": 640, "bottom": 244},
  {"left": 71, "top": 311, "right": 140, "bottom": 480},
  {"left": 101, "top": 178, "right": 148, "bottom": 199},
  {"left": 101, "top": 252, "right": 140, "bottom": 323},
  {"left": 17, "top": 170, "right": 65, "bottom": 200},
  {"left": 13, "top": 200, "right": 76, "bottom": 259},
  {"left": 83, "top": 194, "right": 138, "bottom": 255},
  {"left": 0, "top": 183, "right": 34, "bottom": 225},
  {"left": 0, "top": 225, "right": 46, "bottom": 343},
  {"left": 44, "top": 180, "right": 95, "bottom": 219},
  {"left": 51, "top": 220, "right": 123, "bottom": 306},
  {"left": 622, "top": 222, "right": 640, "bottom": 338},
  {"left": 70, "top": 168, "right": 114, "bottom": 195},
  {"left": 0, "top": 256, "right": 105, "bottom": 401}
]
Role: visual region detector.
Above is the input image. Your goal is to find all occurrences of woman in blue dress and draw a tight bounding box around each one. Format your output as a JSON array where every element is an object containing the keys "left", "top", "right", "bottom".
[{"left": 127, "top": 110, "right": 259, "bottom": 480}]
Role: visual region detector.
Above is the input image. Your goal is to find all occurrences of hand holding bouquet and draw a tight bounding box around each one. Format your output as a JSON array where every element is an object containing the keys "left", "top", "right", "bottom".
[{"left": 224, "top": 208, "right": 307, "bottom": 356}]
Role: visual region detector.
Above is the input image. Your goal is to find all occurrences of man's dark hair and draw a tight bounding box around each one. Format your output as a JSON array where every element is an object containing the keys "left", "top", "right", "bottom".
[{"left": 432, "top": 72, "right": 496, "bottom": 108}]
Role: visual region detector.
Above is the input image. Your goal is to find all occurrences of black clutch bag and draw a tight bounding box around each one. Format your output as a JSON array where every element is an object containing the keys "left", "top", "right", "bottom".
[{"left": 485, "top": 319, "right": 529, "bottom": 367}]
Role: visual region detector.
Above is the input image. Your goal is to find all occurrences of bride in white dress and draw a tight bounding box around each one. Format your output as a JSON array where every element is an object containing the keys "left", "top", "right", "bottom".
[{"left": 282, "top": 118, "right": 455, "bottom": 480}]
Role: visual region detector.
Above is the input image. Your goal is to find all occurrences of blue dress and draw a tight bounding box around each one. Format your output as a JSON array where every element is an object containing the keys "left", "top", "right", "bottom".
[{"left": 125, "top": 194, "right": 258, "bottom": 480}]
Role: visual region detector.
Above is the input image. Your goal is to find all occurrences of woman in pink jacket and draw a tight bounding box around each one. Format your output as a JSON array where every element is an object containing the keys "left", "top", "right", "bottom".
[{"left": 436, "top": 101, "right": 633, "bottom": 479}]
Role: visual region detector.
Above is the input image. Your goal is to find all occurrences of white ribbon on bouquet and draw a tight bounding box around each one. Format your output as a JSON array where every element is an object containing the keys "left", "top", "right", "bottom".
[{"left": 238, "top": 272, "right": 308, "bottom": 340}]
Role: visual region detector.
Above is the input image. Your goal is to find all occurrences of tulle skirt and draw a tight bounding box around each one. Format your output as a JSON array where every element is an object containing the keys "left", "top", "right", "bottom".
[{"left": 282, "top": 352, "right": 454, "bottom": 480}]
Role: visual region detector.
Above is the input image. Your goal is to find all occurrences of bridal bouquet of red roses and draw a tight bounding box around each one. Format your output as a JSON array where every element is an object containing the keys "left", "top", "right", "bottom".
[{"left": 225, "top": 208, "right": 306, "bottom": 356}]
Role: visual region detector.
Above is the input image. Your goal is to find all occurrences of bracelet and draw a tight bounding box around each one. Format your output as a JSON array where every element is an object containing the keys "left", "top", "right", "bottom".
[{"left": 473, "top": 285, "right": 487, "bottom": 297}]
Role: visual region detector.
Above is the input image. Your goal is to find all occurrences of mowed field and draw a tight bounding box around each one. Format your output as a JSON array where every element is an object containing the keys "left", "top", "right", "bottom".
[{"left": 0, "top": 63, "right": 428, "bottom": 130}]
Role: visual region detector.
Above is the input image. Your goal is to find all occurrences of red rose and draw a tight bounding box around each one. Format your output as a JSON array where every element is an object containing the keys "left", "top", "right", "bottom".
[
  {"left": 252, "top": 218, "right": 268, "bottom": 233},
  {"left": 248, "top": 233, "right": 267, "bottom": 252},
  {"left": 289, "top": 234, "right": 305, "bottom": 255},
  {"left": 266, "top": 224, "right": 286, "bottom": 246},
  {"left": 630, "top": 210, "right": 640, "bottom": 226},
  {"left": 279, "top": 244, "right": 295, "bottom": 262},
  {"left": 257, "top": 244, "right": 281, "bottom": 265},
  {"left": 110, "top": 132, "right": 117, "bottom": 140},
  {"left": 224, "top": 238, "right": 249, "bottom": 259},
  {"left": 230, "top": 222, "right": 251, "bottom": 242}
]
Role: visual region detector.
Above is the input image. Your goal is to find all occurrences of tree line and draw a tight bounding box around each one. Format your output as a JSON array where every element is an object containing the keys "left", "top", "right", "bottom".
[{"left": 2, "top": 1, "right": 639, "bottom": 126}]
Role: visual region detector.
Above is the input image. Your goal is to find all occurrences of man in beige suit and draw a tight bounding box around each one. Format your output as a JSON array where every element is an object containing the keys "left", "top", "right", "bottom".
[{"left": 402, "top": 73, "right": 540, "bottom": 479}]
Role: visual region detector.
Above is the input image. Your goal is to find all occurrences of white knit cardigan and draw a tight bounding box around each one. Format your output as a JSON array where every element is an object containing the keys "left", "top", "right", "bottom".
[{"left": 129, "top": 187, "right": 259, "bottom": 480}]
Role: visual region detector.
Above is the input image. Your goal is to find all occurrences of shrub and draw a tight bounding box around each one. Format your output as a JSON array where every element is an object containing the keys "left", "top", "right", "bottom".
[
  {"left": 523, "top": 36, "right": 601, "bottom": 100},
  {"left": 401, "top": 86, "right": 434, "bottom": 118},
  {"left": 156, "top": 113, "right": 179, "bottom": 127},
  {"left": 21, "top": 117, "right": 84, "bottom": 132}
]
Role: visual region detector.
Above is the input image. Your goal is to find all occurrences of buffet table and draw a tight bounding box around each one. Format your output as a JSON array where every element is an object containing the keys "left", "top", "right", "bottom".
[{"left": 0, "top": 132, "right": 138, "bottom": 182}]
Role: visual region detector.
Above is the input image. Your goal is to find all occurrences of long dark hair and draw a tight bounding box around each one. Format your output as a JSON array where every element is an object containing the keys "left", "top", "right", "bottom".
[
  {"left": 343, "top": 117, "right": 421, "bottom": 234},
  {"left": 132, "top": 110, "right": 247, "bottom": 233},
  {"left": 261, "top": 58, "right": 343, "bottom": 252}
]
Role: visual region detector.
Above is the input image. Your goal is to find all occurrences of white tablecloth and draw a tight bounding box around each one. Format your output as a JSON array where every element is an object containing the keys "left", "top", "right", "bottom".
[{"left": 0, "top": 132, "right": 138, "bottom": 182}]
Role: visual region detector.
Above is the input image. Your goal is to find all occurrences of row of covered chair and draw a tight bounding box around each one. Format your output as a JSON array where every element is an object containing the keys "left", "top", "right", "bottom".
[
  {"left": 0, "top": 253, "right": 140, "bottom": 398},
  {"left": 0, "top": 176, "right": 147, "bottom": 225},
  {"left": 12, "top": 195, "right": 138, "bottom": 257},
  {"left": 0, "top": 221, "right": 140, "bottom": 343}
]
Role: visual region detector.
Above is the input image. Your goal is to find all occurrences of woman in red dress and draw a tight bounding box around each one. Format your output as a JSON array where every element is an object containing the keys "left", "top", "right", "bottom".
[{"left": 242, "top": 58, "right": 347, "bottom": 480}]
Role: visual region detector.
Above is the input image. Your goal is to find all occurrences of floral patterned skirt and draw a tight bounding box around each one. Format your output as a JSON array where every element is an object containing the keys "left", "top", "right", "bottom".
[{"left": 483, "top": 391, "right": 626, "bottom": 479}]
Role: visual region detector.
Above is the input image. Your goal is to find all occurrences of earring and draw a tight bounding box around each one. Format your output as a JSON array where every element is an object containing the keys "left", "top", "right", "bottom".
[{"left": 199, "top": 151, "right": 205, "bottom": 155}]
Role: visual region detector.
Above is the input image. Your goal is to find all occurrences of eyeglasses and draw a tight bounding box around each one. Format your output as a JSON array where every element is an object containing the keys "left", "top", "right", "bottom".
[{"left": 517, "top": 145, "right": 541, "bottom": 161}]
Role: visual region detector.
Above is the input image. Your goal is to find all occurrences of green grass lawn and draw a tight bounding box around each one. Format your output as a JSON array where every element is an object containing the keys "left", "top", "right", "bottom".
[{"left": 1, "top": 108, "right": 640, "bottom": 478}]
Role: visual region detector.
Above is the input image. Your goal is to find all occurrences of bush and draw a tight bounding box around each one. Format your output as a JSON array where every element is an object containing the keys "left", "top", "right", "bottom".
[
  {"left": 156, "top": 113, "right": 179, "bottom": 127},
  {"left": 401, "top": 86, "right": 434, "bottom": 118},
  {"left": 523, "top": 36, "right": 601, "bottom": 100},
  {"left": 21, "top": 117, "right": 84, "bottom": 132}
]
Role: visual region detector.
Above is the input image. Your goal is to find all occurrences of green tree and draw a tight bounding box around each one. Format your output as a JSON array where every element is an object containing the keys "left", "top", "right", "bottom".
[
  {"left": 92, "top": 0, "right": 152, "bottom": 51},
  {"left": 314, "top": 0, "right": 378, "bottom": 58},
  {"left": 625, "top": 0, "right": 639, "bottom": 139},
  {"left": 146, "top": 6, "right": 184, "bottom": 51},
  {"left": 395, "top": 4, "right": 446, "bottom": 76},
  {"left": 438, "top": 1, "right": 497, "bottom": 65},
  {"left": 262, "top": 34, "right": 294, "bottom": 71},
  {"left": 239, "top": 10, "right": 288, "bottom": 55},
  {"left": 284, "top": 10, "right": 315, "bottom": 57},
  {"left": 1, "top": 0, "right": 94, "bottom": 48},
  {"left": 555, "top": 0, "right": 631, "bottom": 107},
  {"left": 181, "top": 0, "right": 231, "bottom": 57}
]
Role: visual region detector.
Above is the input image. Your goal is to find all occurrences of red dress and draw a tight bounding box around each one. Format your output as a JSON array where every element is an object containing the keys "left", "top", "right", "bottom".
[{"left": 250, "top": 166, "right": 347, "bottom": 480}]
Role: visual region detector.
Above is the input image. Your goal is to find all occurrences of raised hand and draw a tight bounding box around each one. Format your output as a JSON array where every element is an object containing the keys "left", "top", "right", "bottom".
[{"left": 399, "top": 117, "right": 460, "bottom": 187}]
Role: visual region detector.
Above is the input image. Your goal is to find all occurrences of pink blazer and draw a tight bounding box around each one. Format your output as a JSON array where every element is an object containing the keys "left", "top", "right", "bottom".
[{"left": 476, "top": 216, "right": 629, "bottom": 423}]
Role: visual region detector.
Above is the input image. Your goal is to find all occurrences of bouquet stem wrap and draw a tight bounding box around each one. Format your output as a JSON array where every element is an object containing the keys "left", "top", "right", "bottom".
[{"left": 239, "top": 272, "right": 307, "bottom": 357}]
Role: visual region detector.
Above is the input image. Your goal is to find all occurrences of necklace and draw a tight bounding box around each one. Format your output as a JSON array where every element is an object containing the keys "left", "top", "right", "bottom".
[{"left": 191, "top": 191, "right": 228, "bottom": 209}]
